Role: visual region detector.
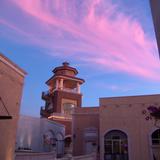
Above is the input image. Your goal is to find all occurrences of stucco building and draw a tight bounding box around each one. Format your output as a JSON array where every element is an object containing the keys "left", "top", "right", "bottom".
[
  {"left": 16, "top": 115, "right": 65, "bottom": 157},
  {"left": 73, "top": 95, "right": 160, "bottom": 160},
  {"left": 41, "top": 62, "right": 160, "bottom": 160},
  {"left": 0, "top": 53, "right": 26, "bottom": 160}
]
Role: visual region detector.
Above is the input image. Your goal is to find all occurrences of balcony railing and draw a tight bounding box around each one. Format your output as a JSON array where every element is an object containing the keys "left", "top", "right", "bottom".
[
  {"left": 62, "top": 88, "right": 78, "bottom": 93},
  {"left": 41, "top": 91, "right": 51, "bottom": 100},
  {"left": 51, "top": 88, "right": 78, "bottom": 94},
  {"left": 42, "top": 87, "right": 80, "bottom": 101},
  {"left": 40, "top": 106, "right": 50, "bottom": 117}
]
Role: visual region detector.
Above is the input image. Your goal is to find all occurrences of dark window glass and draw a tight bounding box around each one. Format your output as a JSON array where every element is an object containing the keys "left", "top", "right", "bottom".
[
  {"left": 152, "top": 129, "right": 160, "bottom": 145},
  {"left": 104, "top": 130, "right": 128, "bottom": 160}
]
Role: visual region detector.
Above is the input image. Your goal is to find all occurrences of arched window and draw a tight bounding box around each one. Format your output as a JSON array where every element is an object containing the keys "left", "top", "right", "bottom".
[
  {"left": 152, "top": 129, "right": 160, "bottom": 145},
  {"left": 151, "top": 129, "right": 160, "bottom": 160},
  {"left": 104, "top": 130, "right": 129, "bottom": 160},
  {"left": 65, "top": 136, "right": 72, "bottom": 148}
]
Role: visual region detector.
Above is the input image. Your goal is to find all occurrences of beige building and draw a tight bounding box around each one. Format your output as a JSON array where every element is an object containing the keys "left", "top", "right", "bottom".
[
  {"left": 40, "top": 62, "right": 160, "bottom": 160},
  {"left": 73, "top": 95, "right": 160, "bottom": 160},
  {"left": 0, "top": 53, "right": 26, "bottom": 160}
]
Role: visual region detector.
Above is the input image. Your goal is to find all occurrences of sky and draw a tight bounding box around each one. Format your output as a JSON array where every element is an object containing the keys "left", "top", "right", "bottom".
[{"left": 0, "top": 0, "right": 160, "bottom": 117}]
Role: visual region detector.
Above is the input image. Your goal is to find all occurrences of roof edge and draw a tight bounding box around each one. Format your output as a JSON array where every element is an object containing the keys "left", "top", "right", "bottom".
[
  {"left": 100, "top": 93, "right": 160, "bottom": 100},
  {"left": 0, "top": 53, "right": 27, "bottom": 77}
]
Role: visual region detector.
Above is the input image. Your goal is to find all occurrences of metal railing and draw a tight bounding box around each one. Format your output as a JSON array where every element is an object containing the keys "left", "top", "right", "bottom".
[
  {"left": 42, "top": 87, "right": 79, "bottom": 96},
  {"left": 62, "top": 88, "right": 78, "bottom": 93}
]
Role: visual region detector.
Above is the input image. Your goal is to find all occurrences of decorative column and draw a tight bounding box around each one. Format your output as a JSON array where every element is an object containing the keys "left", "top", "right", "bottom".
[
  {"left": 59, "top": 78, "right": 64, "bottom": 90},
  {"left": 55, "top": 79, "right": 59, "bottom": 90},
  {"left": 77, "top": 82, "right": 80, "bottom": 94}
]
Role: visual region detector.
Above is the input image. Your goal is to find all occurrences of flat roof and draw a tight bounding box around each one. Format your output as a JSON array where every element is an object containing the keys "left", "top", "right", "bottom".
[
  {"left": 100, "top": 93, "right": 160, "bottom": 100},
  {"left": 100, "top": 94, "right": 160, "bottom": 106}
]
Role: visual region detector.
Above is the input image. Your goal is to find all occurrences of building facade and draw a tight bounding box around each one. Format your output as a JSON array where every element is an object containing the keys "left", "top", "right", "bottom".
[
  {"left": 16, "top": 115, "right": 65, "bottom": 157},
  {"left": 73, "top": 95, "right": 160, "bottom": 160},
  {"left": 0, "top": 53, "right": 26, "bottom": 160},
  {"left": 41, "top": 62, "right": 160, "bottom": 160}
]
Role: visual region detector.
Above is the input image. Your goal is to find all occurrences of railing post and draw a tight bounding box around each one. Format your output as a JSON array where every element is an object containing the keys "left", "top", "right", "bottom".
[{"left": 56, "top": 79, "right": 59, "bottom": 90}]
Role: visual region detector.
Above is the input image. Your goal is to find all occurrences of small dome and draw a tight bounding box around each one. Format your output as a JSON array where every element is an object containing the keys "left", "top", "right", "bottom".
[{"left": 52, "top": 62, "right": 78, "bottom": 76}]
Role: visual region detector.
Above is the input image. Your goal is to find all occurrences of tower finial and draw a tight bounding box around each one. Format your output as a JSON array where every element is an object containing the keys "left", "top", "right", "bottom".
[{"left": 63, "top": 61, "right": 69, "bottom": 66}]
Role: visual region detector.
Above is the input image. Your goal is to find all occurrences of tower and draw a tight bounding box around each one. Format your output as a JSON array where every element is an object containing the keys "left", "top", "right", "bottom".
[{"left": 40, "top": 62, "right": 84, "bottom": 135}]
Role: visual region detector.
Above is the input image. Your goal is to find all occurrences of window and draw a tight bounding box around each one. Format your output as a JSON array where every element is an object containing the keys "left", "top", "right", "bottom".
[
  {"left": 63, "top": 103, "right": 75, "bottom": 115},
  {"left": 152, "top": 129, "right": 160, "bottom": 145},
  {"left": 151, "top": 129, "right": 160, "bottom": 160},
  {"left": 104, "top": 130, "right": 129, "bottom": 160}
]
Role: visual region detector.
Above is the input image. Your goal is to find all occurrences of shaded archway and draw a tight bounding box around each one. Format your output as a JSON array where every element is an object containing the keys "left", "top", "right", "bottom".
[
  {"left": 64, "top": 135, "right": 72, "bottom": 154},
  {"left": 65, "top": 136, "right": 72, "bottom": 148},
  {"left": 104, "top": 130, "right": 129, "bottom": 160},
  {"left": 56, "top": 132, "right": 64, "bottom": 158},
  {"left": 43, "top": 130, "right": 56, "bottom": 152},
  {"left": 152, "top": 129, "right": 160, "bottom": 160}
]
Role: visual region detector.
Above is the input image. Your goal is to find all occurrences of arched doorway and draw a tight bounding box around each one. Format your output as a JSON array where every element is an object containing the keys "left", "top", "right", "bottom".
[
  {"left": 64, "top": 136, "right": 72, "bottom": 154},
  {"left": 43, "top": 130, "right": 56, "bottom": 152},
  {"left": 104, "top": 130, "right": 129, "bottom": 160},
  {"left": 65, "top": 136, "right": 72, "bottom": 148},
  {"left": 152, "top": 129, "right": 160, "bottom": 160},
  {"left": 56, "top": 133, "right": 64, "bottom": 158}
]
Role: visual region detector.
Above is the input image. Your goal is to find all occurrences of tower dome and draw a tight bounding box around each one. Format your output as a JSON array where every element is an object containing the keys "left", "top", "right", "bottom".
[{"left": 52, "top": 62, "right": 78, "bottom": 76}]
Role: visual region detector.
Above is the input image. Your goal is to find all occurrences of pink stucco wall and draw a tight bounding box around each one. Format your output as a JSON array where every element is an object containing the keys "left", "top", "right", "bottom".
[{"left": 0, "top": 54, "right": 26, "bottom": 160}]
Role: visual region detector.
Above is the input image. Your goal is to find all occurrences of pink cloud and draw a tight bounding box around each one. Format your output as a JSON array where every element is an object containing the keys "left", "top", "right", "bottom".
[{"left": 1, "top": 0, "right": 160, "bottom": 80}]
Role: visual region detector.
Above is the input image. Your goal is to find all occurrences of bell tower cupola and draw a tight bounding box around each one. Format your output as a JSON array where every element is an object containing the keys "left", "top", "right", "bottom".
[{"left": 40, "top": 62, "right": 85, "bottom": 118}]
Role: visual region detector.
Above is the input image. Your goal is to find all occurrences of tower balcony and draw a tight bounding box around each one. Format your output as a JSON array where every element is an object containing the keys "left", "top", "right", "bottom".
[
  {"left": 40, "top": 106, "right": 54, "bottom": 117},
  {"left": 42, "top": 87, "right": 80, "bottom": 99},
  {"left": 40, "top": 106, "right": 49, "bottom": 117},
  {"left": 41, "top": 91, "right": 51, "bottom": 100}
]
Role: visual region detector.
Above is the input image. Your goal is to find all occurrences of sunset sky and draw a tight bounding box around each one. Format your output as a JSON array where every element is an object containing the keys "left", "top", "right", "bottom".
[{"left": 1, "top": 0, "right": 160, "bottom": 117}]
